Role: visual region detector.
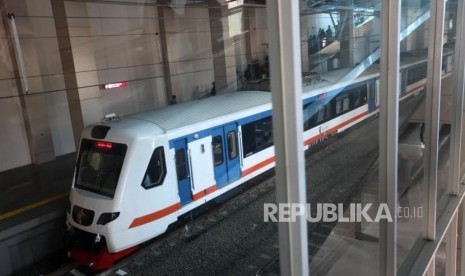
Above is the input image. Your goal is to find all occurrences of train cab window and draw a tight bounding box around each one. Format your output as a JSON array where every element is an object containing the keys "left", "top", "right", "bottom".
[
  {"left": 175, "top": 149, "right": 188, "bottom": 180},
  {"left": 75, "top": 139, "right": 127, "bottom": 198},
  {"left": 213, "top": 135, "right": 224, "bottom": 166},
  {"left": 227, "top": 131, "right": 238, "bottom": 159},
  {"left": 141, "top": 147, "right": 167, "bottom": 189}
]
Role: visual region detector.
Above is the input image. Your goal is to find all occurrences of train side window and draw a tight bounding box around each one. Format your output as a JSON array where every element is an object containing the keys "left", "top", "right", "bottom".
[
  {"left": 227, "top": 131, "right": 237, "bottom": 159},
  {"left": 303, "top": 100, "right": 332, "bottom": 131},
  {"left": 407, "top": 65, "right": 427, "bottom": 85},
  {"left": 242, "top": 116, "right": 273, "bottom": 157},
  {"left": 336, "top": 99, "right": 343, "bottom": 114},
  {"left": 213, "top": 135, "right": 224, "bottom": 166},
  {"left": 350, "top": 85, "right": 368, "bottom": 109},
  {"left": 335, "top": 93, "right": 350, "bottom": 115},
  {"left": 141, "top": 147, "right": 167, "bottom": 189},
  {"left": 175, "top": 149, "right": 187, "bottom": 180}
]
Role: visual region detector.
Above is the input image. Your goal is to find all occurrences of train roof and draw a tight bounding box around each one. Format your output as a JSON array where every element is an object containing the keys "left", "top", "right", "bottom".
[{"left": 126, "top": 91, "right": 271, "bottom": 133}]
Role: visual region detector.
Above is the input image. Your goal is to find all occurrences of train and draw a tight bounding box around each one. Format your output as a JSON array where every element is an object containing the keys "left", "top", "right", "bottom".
[{"left": 65, "top": 49, "right": 453, "bottom": 270}]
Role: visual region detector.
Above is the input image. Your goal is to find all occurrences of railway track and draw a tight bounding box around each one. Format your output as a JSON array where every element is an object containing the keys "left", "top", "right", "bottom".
[
  {"left": 47, "top": 119, "right": 376, "bottom": 276},
  {"left": 35, "top": 115, "right": 381, "bottom": 276},
  {"left": 98, "top": 171, "right": 277, "bottom": 276},
  {"left": 92, "top": 117, "right": 380, "bottom": 275}
]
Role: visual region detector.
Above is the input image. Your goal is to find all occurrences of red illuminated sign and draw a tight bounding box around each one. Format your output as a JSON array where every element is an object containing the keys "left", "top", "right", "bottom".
[
  {"left": 103, "top": 81, "right": 127, "bottom": 90},
  {"left": 96, "top": 141, "right": 113, "bottom": 150}
]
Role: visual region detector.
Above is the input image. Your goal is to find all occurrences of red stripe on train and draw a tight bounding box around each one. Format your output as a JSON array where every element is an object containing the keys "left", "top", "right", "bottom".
[
  {"left": 304, "top": 111, "right": 369, "bottom": 146},
  {"left": 242, "top": 156, "right": 276, "bottom": 177},
  {"left": 129, "top": 202, "right": 181, "bottom": 228},
  {"left": 192, "top": 184, "right": 218, "bottom": 201}
]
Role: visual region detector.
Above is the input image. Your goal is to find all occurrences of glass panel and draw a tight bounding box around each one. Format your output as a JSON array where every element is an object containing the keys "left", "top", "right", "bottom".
[
  {"left": 437, "top": 0, "right": 458, "bottom": 217},
  {"left": 241, "top": 116, "right": 273, "bottom": 157},
  {"left": 175, "top": 148, "right": 187, "bottom": 181},
  {"left": 3, "top": 0, "right": 462, "bottom": 274},
  {"left": 213, "top": 135, "right": 224, "bottom": 166},
  {"left": 300, "top": 0, "right": 381, "bottom": 274},
  {"left": 435, "top": 239, "right": 447, "bottom": 275},
  {"left": 227, "top": 131, "right": 237, "bottom": 159},
  {"left": 397, "top": 0, "right": 431, "bottom": 272},
  {"left": 142, "top": 147, "right": 166, "bottom": 188}
]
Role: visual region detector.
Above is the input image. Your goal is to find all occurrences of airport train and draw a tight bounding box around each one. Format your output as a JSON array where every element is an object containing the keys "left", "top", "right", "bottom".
[{"left": 66, "top": 50, "right": 453, "bottom": 269}]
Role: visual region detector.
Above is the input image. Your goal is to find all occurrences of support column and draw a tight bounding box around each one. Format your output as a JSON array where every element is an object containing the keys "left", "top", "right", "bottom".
[
  {"left": 423, "top": 0, "right": 446, "bottom": 240},
  {"left": 379, "top": 0, "right": 400, "bottom": 274},
  {"left": 267, "top": 1, "right": 309, "bottom": 275},
  {"left": 450, "top": 0, "right": 465, "bottom": 196},
  {"left": 209, "top": 0, "right": 227, "bottom": 92},
  {"left": 300, "top": 16, "right": 309, "bottom": 72},
  {"left": 243, "top": 6, "right": 253, "bottom": 64},
  {"left": 338, "top": 0, "right": 354, "bottom": 68},
  {"left": 157, "top": 1, "right": 173, "bottom": 101},
  {"left": 413, "top": 0, "right": 430, "bottom": 51},
  {"left": 51, "top": 0, "right": 83, "bottom": 149}
]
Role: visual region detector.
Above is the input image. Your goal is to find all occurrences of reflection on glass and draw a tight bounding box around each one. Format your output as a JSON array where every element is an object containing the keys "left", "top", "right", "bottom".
[
  {"left": 1, "top": 0, "right": 463, "bottom": 274},
  {"left": 437, "top": 0, "right": 458, "bottom": 218},
  {"left": 397, "top": 0, "right": 431, "bottom": 272},
  {"left": 300, "top": 0, "right": 381, "bottom": 274}
]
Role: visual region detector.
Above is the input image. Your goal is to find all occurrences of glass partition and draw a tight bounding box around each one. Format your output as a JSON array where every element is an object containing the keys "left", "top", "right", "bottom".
[
  {"left": 397, "top": 0, "right": 431, "bottom": 272},
  {"left": 2, "top": 0, "right": 465, "bottom": 275},
  {"left": 437, "top": 0, "right": 458, "bottom": 217},
  {"left": 300, "top": 1, "right": 381, "bottom": 274}
]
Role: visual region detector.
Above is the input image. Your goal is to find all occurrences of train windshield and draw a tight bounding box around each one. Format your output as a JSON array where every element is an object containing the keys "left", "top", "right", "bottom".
[{"left": 75, "top": 139, "right": 127, "bottom": 198}]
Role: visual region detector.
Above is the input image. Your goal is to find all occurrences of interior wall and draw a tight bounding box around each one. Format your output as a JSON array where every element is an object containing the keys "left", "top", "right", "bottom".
[
  {"left": 0, "top": 0, "right": 77, "bottom": 171},
  {"left": 164, "top": 6, "right": 214, "bottom": 101},
  {"left": 249, "top": 6, "right": 267, "bottom": 63},
  {"left": 65, "top": 1, "right": 166, "bottom": 126},
  {"left": 0, "top": 10, "right": 32, "bottom": 171},
  {"left": 0, "top": 0, "right": 265, "bottom": 172}
]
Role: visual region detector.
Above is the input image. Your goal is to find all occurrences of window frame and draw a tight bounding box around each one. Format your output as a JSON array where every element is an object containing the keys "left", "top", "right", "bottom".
[
  {"left": 175, "top": 148, "right": 188, "bottom": 181},
  {"left": 212, "top": 135, "right": 224, "bottom": 166},
  {"left": 241, "top": 116, "right": 274, "bottom": 157},
  {"left": 227, "top": 130, "right": 238, "bottom": 160},
  {"left": 141, "top": 146, "right": 167, "bottom": 189}
]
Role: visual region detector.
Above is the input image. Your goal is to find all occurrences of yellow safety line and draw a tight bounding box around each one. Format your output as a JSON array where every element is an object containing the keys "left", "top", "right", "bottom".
[{"left": 0, "top": 192, "right": 69, "bottom": 221}]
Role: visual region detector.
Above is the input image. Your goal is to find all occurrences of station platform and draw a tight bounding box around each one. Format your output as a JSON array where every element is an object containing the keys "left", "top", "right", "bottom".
[{"left": 0, "top": 153, "right": 75, "bottom": 275}]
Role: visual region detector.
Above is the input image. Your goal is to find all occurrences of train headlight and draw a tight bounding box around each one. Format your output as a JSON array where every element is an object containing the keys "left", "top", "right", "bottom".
[{"left": 97, "top": 212, "right": 120, "bottom": 225}]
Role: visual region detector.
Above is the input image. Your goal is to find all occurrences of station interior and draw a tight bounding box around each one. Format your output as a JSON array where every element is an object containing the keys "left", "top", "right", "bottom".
[{"left": 0, "top": 0, "right": 465, "bottom": 275}]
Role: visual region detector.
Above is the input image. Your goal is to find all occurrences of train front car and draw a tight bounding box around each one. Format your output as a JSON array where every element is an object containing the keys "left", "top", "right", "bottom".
[{"left": 66, "top": 116, "right": 174, "bottom": 270}]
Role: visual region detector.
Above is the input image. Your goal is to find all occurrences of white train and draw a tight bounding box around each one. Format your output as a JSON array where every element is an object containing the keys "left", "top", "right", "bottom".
[{"left": 66, "top": 50, "right": 453, "bottom": 269}]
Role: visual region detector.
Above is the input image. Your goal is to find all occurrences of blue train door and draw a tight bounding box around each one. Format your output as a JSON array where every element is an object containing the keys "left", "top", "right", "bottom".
[
  {"left": 173, "top": 139, "right": 193, "bottom": 206},
  {"left": 212, "top": 123, "right": 241, "bottom": 188}
]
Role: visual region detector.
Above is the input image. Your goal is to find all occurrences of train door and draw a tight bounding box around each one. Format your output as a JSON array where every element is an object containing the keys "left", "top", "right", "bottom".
[
  {"left": 211, "top": 123, "right": 241, "bottom": 188},
  {"left": 173, "top": 139, "right": 193, "bottom": 206}
]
